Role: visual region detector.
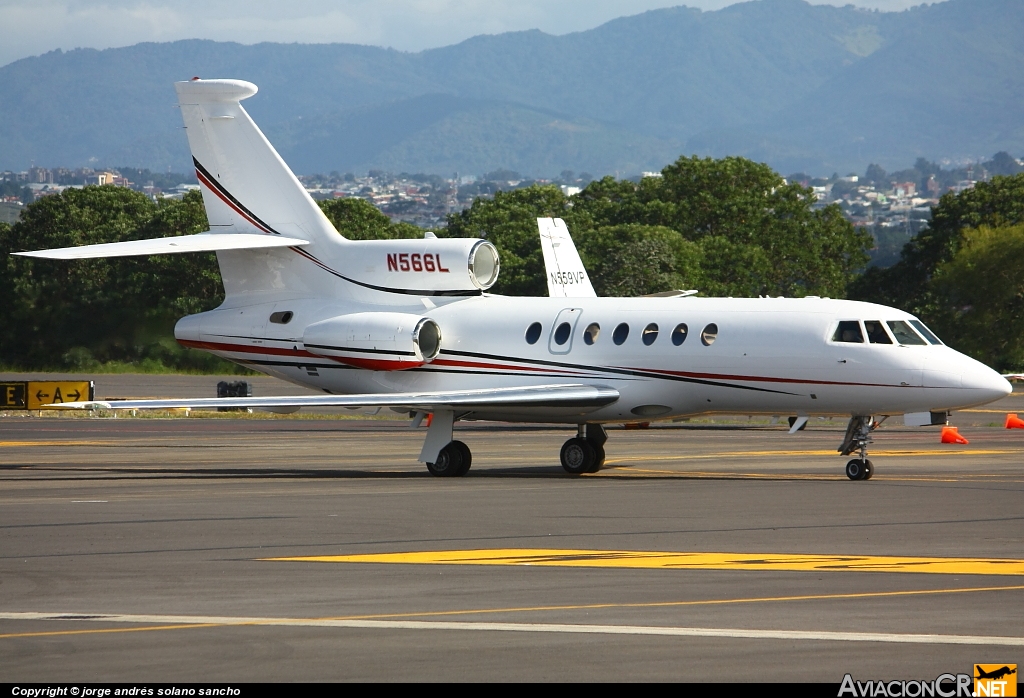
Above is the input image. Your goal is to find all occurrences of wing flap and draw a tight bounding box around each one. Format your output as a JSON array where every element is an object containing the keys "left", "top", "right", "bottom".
[
  {"left": 14, "top": 233, "right": 309, "bottom": 260},
  {"left": 50, "top": 383, "right": 619, "bottom": 412}
]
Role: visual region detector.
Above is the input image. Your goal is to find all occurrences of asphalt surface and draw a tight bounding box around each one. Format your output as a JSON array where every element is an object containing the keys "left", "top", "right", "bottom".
[{"left": 1, "top": 375, "right": 1023, "bottom": 682}]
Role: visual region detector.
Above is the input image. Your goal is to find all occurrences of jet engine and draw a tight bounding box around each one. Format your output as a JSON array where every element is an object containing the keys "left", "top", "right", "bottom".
[
  {"left": 302, "top": 312, "right": 442, "bottom": 370},
  {"left": 340, "top": 237, "right": 499, "bottom": 295}
]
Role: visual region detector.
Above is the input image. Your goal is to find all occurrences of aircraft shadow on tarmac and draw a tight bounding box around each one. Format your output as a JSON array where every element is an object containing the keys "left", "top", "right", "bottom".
[{"left": 4, "top": 462, "right": 880, "bottom": 482}]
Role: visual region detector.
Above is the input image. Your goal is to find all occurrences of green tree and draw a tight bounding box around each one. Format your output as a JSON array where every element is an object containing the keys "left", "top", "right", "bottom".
[
  {"left": 851, "top": 173, "right": 1024, "bottom": 315},
  {"left": 445, "top": 157, "right": 869, "bottom": 299},
  {"left": 446, "top": 185, "right": 571, "bottom": 296},
  {"left": 318, "top": 197, "right": 422, "bottom": 240},
  {"left": 928, "top": 225, "right": 1024, "bottom": 371},
  {"left": 0, "top": 187, "right": 234, "bottom": 371},
  {"left": 572, "top": 157, "right": 869, "bottom": 297},
  {"left": 577, "top": 224, "right": 702, "bottom": 297}
]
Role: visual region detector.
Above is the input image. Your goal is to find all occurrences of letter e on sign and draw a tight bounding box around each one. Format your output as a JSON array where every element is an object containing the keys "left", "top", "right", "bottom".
[{"left": 1, "top": 382, "right": 28, "bottom": 409}]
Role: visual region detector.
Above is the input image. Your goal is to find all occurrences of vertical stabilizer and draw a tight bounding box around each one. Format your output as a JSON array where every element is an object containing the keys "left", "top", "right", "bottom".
[
  {"left": 538, "top": 218, "right": 597, "bottom": 298},
  {"left": 174, "top": 78, "right": 341, "bottom": 246}
]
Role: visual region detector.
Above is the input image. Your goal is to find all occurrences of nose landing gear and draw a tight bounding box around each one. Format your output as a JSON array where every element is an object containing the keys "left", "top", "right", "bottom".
[{"left": 839, "top": 416, "right": 877, "bottom": 480}]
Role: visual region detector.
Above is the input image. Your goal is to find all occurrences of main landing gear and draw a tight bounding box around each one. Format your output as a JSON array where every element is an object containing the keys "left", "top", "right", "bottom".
[
  {"left": 426, "top": 440, "right": 472, "bottom": 477},
  {"left": 838, "top": 415, "right": 876, "bottom": 481},
  {"left": 418, "top": 412, "right": 609, "bottom": 478},
  {"left": 419, "top": 410, "right": 473, "bottom": 478},
  {"left": 560, "top": 424, "right": 607, "bottom": 474}
]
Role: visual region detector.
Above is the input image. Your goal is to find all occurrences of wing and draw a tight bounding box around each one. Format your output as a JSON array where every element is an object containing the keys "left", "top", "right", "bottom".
[
  {"left": 49, "top": 383, "right": 620, "bottom": 413},
  {"left": 13, "top": 232, "right": 309, "bottom": 260},
  {"left": 538, "top": 217, "right": 597, "bottom": 298},
  {"left": 1002, "top": 373, "right": 1024, "bottom": 381}
]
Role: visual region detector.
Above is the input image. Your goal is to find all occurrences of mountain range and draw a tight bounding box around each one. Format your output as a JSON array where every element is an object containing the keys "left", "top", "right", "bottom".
[{"left": 2, "top": 0, "right": 1023, "bottom": 178}]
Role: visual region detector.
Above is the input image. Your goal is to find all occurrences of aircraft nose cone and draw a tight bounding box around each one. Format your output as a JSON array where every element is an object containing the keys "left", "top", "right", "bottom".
[{"left": 962, "top": 365, "right": 1012, "bottom": 404}]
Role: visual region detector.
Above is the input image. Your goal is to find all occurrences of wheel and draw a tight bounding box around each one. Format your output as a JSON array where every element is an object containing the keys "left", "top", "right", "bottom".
[
  {"left": 426, "top": 441, "right": 465, "bottom": 477},
  {"left": 586, "top": 442, "right": 605, "bottom": 473},
  {"left": 862, "top": 459, "right": 873, "bottom": 480},
  {"left": 561, "top": 438, "right": 596, "bottom": 474},
  {"left": 845, "top": 458, "right": 869, "bottom": 481},
  {"left": 453, "top": 440, "right": 472, "bottom": 476}
]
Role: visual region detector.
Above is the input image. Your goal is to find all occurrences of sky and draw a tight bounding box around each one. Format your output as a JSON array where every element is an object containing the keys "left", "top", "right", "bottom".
[{"left": 0, "top": 0, "right": 934, "bottom": 69}]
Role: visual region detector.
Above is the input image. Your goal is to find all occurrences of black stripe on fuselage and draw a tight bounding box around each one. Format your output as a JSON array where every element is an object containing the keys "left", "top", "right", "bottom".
[{"left": 304, "top": 343, "right": 417, "bottom": 357}]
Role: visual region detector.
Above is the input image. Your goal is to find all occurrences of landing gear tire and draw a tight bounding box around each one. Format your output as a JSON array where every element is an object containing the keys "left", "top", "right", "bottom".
[
  {"left": 453, "top": 440, "right": 472, "bottom": 476},
  {"left": 561, "top": 437, "right": 597, "bottom": 475},
  {"left": 846, "top": 458, "right": 873, "bottom": 481},
  {"left": 427, "top": 440, "right": 471, "bottom": 477},
  {"left": 588, "top": 443, "right": 605, "bottom": 473}
]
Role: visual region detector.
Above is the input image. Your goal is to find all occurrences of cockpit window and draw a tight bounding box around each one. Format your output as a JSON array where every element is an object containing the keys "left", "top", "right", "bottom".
[
  {"left": 831, "top": 321, "right": 864, "bottom": 343},
  {"left": 864, "top": 321, "right": 893, "bottom": 344},
  {"left": 887, "top": 321, "right": 927, "bottom": 345},
  {"left": 910, "top": 320, "right": 943, "bottom": 345}
]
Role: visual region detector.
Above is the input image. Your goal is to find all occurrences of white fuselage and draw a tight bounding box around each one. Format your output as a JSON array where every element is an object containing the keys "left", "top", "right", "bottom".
[{"left": 176, "top": 294, "right": 1011, "bottom": 423}]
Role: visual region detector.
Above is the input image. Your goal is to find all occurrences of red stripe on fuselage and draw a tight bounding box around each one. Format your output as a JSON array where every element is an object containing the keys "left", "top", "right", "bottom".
[
  {"left": 431, "top": 358, "right": 587, "bottom": 375},
  {"left": 178, "top": 338, "right": 320, "bottom": 359}
]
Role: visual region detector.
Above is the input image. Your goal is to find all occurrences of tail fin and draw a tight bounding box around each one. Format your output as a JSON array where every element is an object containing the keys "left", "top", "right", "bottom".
[
  {"left": 538, "top": 217, "right": 596, "bottom": 298},
  {"left": 175, "top": 78, "right": 340, "bottom": 246}
]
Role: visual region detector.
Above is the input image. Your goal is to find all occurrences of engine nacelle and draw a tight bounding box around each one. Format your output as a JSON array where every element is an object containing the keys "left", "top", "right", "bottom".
[
  {"left": 340, "top": 237, "right": 499, "bottom": 295},
  {"left": 303, "top": 312, "right": 441, "bottom": 371}
]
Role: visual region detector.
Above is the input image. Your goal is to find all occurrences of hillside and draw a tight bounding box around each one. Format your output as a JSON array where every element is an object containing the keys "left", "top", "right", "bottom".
[{"left": 1, "top": 0, "right": 1022, "bottom": 177}]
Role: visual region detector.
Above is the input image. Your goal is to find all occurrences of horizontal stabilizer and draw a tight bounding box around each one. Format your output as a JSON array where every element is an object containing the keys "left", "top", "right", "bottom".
[
  {"left": 48, "top": 383, "right": 620, "bottom": 412},
  {"left": 14, "top": 233, "right": 309, "bottom": 260}
]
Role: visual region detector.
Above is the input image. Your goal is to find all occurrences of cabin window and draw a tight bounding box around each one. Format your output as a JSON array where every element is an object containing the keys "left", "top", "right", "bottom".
[
  {"left": 269, "top": 311, "right": 293, "bottom": 324},
  {"left": 525, "top": 322, "right": 542, "bottom": 344},
  {"left": 671, "top": 323, "right": 688, "bottom": 346},
  {"left": 583, "top": 323, "right": 600, "bottom": 345},
  {"left": 864, "top": 321, "right": 893, "bottom": 344},
  {"left": 910, "top": 320, "right": 943, "bottom": 345},
  {"left": 613, "top": 323, "right": 630, "bottom": 345},
  {"left": 701, "top": 323, "right": 718, "bottom": 346},
  {"left": 831, "top": 320, "right": 863, "bottom": 343},
  {"left": 887, "top": 321, "right": 927, "bottom": 345},
  {"left": 553, "top": 321, "right": 571, "bottom": 346},
  {"left": 642, "top": 323, "right": 659, "bottom": 346}
]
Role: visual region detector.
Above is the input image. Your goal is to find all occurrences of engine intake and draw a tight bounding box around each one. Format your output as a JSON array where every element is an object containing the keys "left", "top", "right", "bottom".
[{"left": 303, "top": 312, "right": 441, "bottom": 370}]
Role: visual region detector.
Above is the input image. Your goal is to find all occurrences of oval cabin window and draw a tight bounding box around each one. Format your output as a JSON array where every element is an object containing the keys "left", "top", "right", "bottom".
[
  {"left": 701, "top": 323, "right": 718, "bottom": 346},
  {"left": 642, "top": 323, "right": 659, "bottom": 346},
  {"left": 671, "top": 323, "right": 688, "bottom": 346},
  {"left": 613, "top": 323, "right": 630, "bottom": 345},
  {"left": 525, "top": 322, "right": 542, "bottom": 344},
  {"left": 553, "top": 322, "right": 571, "bottom": 345}
]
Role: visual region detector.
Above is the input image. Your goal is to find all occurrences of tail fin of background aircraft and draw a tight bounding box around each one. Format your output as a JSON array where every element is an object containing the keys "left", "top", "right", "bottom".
[
  {"left": 538, "top": 218, "right": 597, "bottom": 298},
  {"left": 174, "top": 78, "right": 342, "bottom": 247}
]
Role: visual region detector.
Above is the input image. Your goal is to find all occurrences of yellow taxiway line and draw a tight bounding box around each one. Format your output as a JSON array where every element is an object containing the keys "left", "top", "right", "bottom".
[{"left": 265, "top": 549, "right": 1024, "bottom": 576}]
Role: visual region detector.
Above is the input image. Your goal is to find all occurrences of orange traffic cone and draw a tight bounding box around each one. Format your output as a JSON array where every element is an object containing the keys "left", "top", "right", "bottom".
[
  {"left": 1006, "top": 414, "right": 1024, "bottom": 429},
  {"left": 940, "top": 426, "right": 969, "bottom": 444},
  {"left": 424, "top": 412, "right": 433, "bottom": 427}
]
